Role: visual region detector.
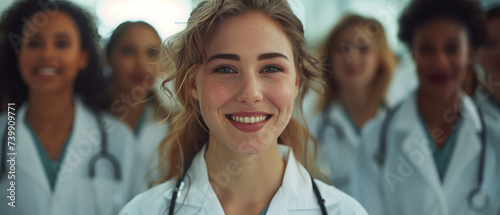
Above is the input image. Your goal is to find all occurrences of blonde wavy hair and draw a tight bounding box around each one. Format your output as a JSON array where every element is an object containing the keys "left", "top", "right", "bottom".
[
  {"left": 316, "top": 14, "right": 397, "bottom": 112},
  {"left": 152, "top": 0, "right": 326, "bottom": 185}
]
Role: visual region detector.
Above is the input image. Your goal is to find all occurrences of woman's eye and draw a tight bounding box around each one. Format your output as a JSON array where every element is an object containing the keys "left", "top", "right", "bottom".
[
  {"left": 147, "top": 49, "right": 159, "bottom": 59},
  {"left": 26, "top": 40, "right": 42, "bottom": 48},
  {"left": 121, "top": 46, "right": 135, "bottom": 56},
  {"left": 419, "top": 46, "right": 433, "bottom": 53},
  {"left": 213, "top": 66, "right": 236, "bottom": 74},
  {"left": 261, "top": 65, "right": 283, "bottom": 73},
  {"left": 445, "top": 45, "right": 458, "bottom": 53},
  {"left": 55, "top": 40, "right": 69, "bottom": 49},
  {"left": 359, "top": 46, "right": 369, "bottom": 53}
]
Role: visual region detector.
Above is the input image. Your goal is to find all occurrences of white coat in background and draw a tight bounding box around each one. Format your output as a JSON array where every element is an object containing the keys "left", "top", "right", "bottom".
[
  {"left": 307, "top": 100, "right": 387, "bottom": 194},
  {"left": 119, "top": 144, "right": 368, "bottom": 215},
  {"left": 351, "top": 92, "right": 500, "bottom": 215},
  {"left": 129, "top": 104, "right": 169, "bottom": 196},
  {"left": 0, "top": 97, "right": 136, "bottom": 215}
]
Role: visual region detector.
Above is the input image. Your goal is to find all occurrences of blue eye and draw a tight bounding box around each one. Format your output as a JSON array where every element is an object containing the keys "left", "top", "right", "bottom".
[
  {"left": 261, "top": 65, "right": 282, "bottom": 73},
  {"left": 213, "top": 65, "right": 236, "bottom": 74}
]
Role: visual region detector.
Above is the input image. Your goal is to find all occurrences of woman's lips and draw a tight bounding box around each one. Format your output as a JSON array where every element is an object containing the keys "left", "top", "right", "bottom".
[
  {"left": 130, "top": 73, "right": 148, "bottom": 83},
  {"left": 225, "top": 112, "right": 272, "bottom": 133},
  {"left": 428, "top": 74, "right": 451, "bottom": 84}
]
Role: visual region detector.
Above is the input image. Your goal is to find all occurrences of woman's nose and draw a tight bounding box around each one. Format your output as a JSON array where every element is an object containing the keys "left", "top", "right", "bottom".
[{"left": 236, "top": 72, "right": 263, "bottom": 105}]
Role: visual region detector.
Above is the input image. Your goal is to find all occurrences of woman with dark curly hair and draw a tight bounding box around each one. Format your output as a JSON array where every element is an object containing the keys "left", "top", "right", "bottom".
[
  {"left": 0, "top": 1, "right": 135, "bottom": 214},
  {"left": 350, "top": 0, "right": 500, "bottom": 214}
]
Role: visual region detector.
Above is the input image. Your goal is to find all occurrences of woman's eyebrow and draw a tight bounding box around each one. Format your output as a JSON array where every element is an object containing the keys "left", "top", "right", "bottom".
[
  {"left": 207, "top": 52, "right": 289, "bottom": 62},
  {"left": 207, "top": 53, "right": 240, "bottom": 62},
  {"left": 258, "top": 52, "right": 288, "bottom": 61}
]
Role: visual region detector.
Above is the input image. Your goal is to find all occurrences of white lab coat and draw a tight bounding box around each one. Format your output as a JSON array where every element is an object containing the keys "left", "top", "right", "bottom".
[
  {"left": 308, "top": 101, "right": 387, "bottom": 193},
  {"left": 351, "top": 92, "right": 500, "bottom": 215},
  {"left": 130, "top": 104, "right": 169, "bottom": 196},
  {"left": 0, "top": 97, "right": 135, "bottom": 215},
  {"left": 119, "top": 144, "right": 368, "bottom": 215}
]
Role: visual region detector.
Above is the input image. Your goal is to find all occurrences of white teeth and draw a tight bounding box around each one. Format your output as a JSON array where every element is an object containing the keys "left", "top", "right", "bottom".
[
  {"left": 37, "top": 67, "right": 57, "bottom": 75},
  {"left": 230, "top": 115, "right": 268, "bottom": 124}
]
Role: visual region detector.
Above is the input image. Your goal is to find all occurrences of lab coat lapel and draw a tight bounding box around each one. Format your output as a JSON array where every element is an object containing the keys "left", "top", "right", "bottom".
[
  {"left": 17, "top": 102, "right": 51, "bottom": 193},
  {"left": 443, "top": 96, "right": 481, "bottom": 187},
  {"left": 396, "top": 95, "right": 444, "bottom": 201},
  {"left": 328, "top": 102, "right": 360, "bottom": 149}
]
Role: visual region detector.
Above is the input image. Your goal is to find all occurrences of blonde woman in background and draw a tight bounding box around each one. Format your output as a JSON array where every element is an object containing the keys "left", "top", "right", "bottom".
[
  {"left": 308, "top": 14, "right": 396, "bottom": 193},
  {"left": 120, "top": 0, "right": 368, "bottom": 214}
]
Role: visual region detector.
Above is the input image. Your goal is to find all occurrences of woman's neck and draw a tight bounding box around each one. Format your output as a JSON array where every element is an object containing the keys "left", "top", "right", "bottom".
[
  {"left": 338, "top": 86, "right": 379, "bottom": 128},
  {"left": 111, "top": 85, "right": 147, "bottom": 131},
  {"left": 205, "top": 138, "right": 285, "bottom": 215},
  {"left": 417, "top": 89, "right": 461, "bottom": 148},
  {"left": 26, "top": 90, "right": 74, "bottom": 125}
]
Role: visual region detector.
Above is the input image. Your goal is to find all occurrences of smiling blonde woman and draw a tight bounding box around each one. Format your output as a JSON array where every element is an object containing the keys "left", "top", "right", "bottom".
[{"left": 119, "top": 0, "right": 368, "bottom": 215}]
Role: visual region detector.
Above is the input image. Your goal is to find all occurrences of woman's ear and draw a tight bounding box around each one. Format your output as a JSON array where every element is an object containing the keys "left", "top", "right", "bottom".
[{"left": 190, "top": 73, "right": 199, "bottom": 100}]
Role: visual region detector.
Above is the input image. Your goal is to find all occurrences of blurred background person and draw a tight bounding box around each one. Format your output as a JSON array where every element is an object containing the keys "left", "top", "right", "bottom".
[
  {"left": 352, "top": 0, "right": 500, "bottom": 214},
  {"left": 309, "top": 14, "right": 397, "bottom": 193},
  {"left": 476, "top": 6, "right": 500, "bottom": 117},
  {"left": 105, "top": 20, "right": 170, "bottom": 196},
  {"left": 0, "top": 0, "right": 135, "bottom": 214}
]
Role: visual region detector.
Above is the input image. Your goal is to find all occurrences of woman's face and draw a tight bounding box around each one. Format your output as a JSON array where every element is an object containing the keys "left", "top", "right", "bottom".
[
  {"left": 332, "top": 23, "right": 380, "bottom": 90},
  {"left": 412, "top": 18, "right": 472, "bottom": 99},
  {"left": 477, "top": 17, "right": 500, "bottom": 86},
  {"left": 109, "top": 25, "right": 161, "bottom": 94},
  {"left": 18, "top": 11, "right": 88, "bottom": 94},
  {"left": 191, "top": 12, "right": 299, "bottom": 155}
]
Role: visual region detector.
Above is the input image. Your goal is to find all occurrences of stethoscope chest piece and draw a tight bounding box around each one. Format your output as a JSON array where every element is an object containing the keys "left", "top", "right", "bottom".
[{"left": 468, "top": 188, "right": 489, "bottom": 212}]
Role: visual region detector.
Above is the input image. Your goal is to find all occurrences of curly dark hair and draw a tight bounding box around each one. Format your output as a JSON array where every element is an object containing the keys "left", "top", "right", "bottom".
[
  {"left": 398, "top": 0, "right": 488, "bottom": 50},
  {"left": 0, "top": 0, "right": 109, "bottom": 111}
]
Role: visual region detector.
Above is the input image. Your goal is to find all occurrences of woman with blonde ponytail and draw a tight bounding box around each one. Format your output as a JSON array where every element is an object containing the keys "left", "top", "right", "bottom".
[{"left": 120, "top": 0, "right": 367, "bottom": 214}]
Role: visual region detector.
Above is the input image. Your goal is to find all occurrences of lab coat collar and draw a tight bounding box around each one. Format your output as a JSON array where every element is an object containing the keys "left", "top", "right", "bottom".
[
  {"left": 15, "top": 96, "right": 87, "bottom": 194},
  {"left": 16, "top": 101, "right": 50, "bottom": 192},
  {"left": 394, "top": 92, "right": 482, "bottom": 206},
  {"left": 393, "top": 92, "right": 482, "bottom": 133},
  {"left": 163, "top": 144, "right": 343, "bottom": 212},
  {"left": 325, "top": 101, "right": 387, "bottom": 149},
  {"left": 474, "top": 87, "right": 500, "bottom": 122}
]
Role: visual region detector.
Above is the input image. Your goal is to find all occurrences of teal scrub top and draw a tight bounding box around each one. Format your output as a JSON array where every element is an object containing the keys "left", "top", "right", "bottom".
[
  {"left": 25, "top": 117, "right": 73, "bottom": 191},
  {"left": 134, "top": 109, "right": 147, "bottom": 138},
  {"left": 260, "top": 204, "right": 270, "bottom": 215},
  {"left": 341, "top": 106, "right": 361, "bottom": 135},
  {"left": 488, "top": 98, "right": 500, "bottom": 113},
  {"left": 418, "top": 113, "right": 462, "bottom": 182}
]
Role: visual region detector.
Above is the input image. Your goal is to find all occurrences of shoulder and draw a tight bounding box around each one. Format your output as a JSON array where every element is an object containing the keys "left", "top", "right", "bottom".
[
  {"left": 120, "top": 180, "right": 176, "bottom": 215},
  {"left": 314, "top": 179, "right": 368, "bottom": 215}
]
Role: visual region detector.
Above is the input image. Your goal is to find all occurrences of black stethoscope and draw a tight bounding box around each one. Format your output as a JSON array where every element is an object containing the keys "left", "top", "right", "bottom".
[
  {"left": 168, "top": 155, "right": 329, "bottom": 215},
  {"left": 0, "top": 109, "right": 123, "bottom": 215},
  {"left": 374, "top": 97, "right": 489, "bottom": 212}
]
